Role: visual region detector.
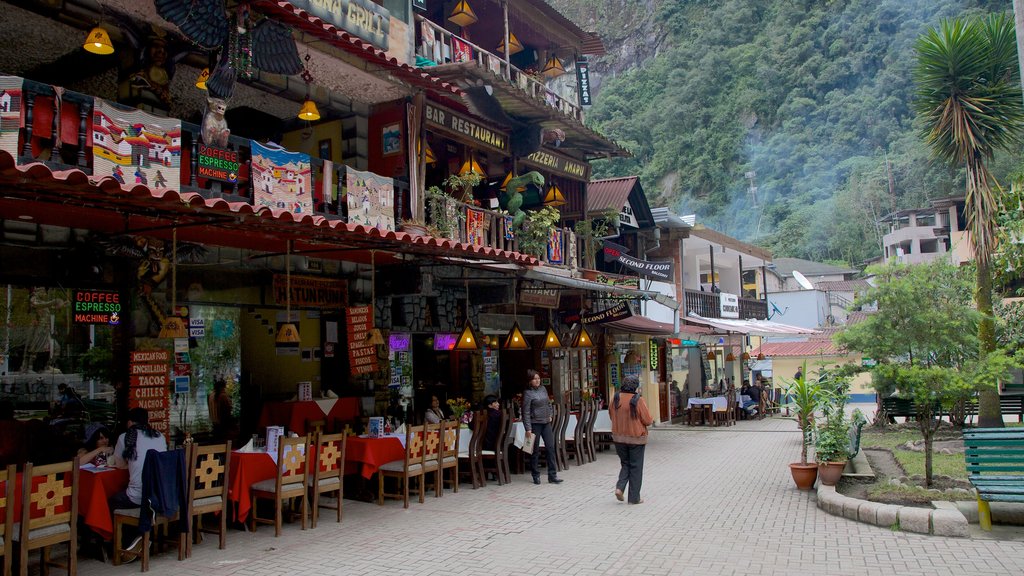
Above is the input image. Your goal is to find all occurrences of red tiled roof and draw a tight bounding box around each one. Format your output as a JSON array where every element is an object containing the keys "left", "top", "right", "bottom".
[
  {"left": 754, "top": 340, "right": 842, "bottom": 358},
  {"left": 815, "top": 280, "right": 871, "bottom": 292},
  {"left": 0, "top": 150, "right": 535, "bottom": 266},
  {"left": 262, "top": 1, "right": 461, "bottom": 98},
  {"left": 587, "top": 176, "right": 637, "bottom": 214}
]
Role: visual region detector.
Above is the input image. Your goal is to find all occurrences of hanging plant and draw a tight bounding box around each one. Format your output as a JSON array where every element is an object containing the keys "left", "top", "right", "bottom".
[{"left": 517, "top": 206, "right": 561, "bottom": 257}]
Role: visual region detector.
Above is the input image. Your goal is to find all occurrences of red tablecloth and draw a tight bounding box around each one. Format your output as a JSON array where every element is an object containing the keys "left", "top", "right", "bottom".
[
  {"left": 344, "top": 437, "right": 404, "bottom": 480},
  {"left": 227, "top": 451, "right": 277, "bottom": 523},
  {"left": 258, "top": 398, "right": 361, "bottom": 435},
  {"left": 7, "top": 467, "right": 128, "bottom": 541}
]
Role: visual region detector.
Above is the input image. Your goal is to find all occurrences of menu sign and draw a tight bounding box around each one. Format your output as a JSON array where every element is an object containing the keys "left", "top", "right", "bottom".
[
  {"left": 72, "top": 289, "right": 122, "bottom": 325},
  {"left": 346, "top": 305, "right": 378, "bottom": 375},
  {"left": 197, "top": 143, "right": 239, "bottom": 183},
  {"left": 129, "top": 350, "right": 170, "bottom": 437}
]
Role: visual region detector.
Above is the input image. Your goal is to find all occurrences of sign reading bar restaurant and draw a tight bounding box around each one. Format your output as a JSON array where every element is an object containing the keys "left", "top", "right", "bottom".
[
  {"left": 521, "top": 148, "right": 590, "bottom": 181},
  {"left": 581, "top": 301, "right": 633, "bottom": 324},
  {"left": 576, "top": 60, "right": 592, "bottom": 106},
  {"left": 72, "top": 289, "right": 122, "bottom": 325},
  {"left": 288, "top": 0, "right": 390, "bottom": 50},
  {"left": 604, "top": 242, "right": 674, "bottom": 280},
  {"left": 197, "top": 143, "right": 239, "bottom": 183},
  {"left": 425, "top": 103, "right": 509, "bottom": 153},
  {"left": 273, "top": 275, "right": 347, "bottom": 308}
]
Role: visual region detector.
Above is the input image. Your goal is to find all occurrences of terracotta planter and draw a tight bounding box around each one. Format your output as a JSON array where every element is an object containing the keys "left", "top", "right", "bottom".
[
  {"left": 789, "top": 462, "right": 818, "bottom": 490},
  {"left": 817, "top": 461, "right": 846, "bottom": 486}
]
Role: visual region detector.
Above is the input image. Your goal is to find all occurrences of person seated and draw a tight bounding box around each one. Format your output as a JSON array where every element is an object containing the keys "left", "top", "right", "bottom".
[
  {"left": 743, "top": 382, "right": 762, "bottom": 416},
  {"left": 424, "top": 395, "right": 446, "bottom": 424},
  {"left": 79, "top": 423, "right": 114, "bottom": 466},
  {"left": 482, "top": 395, "right": 501, "bottom": 451},
  {"left": 54, "top": 383, "right": 85, "bottom": 419},
  {"left": 108, "top": 407, "right": 167, "bottom": 559}
]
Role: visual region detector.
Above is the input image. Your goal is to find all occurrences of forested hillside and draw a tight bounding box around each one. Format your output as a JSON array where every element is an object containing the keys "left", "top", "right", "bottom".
[{"left": 550, "top": 0, "right": 1021, "bottom": 266}]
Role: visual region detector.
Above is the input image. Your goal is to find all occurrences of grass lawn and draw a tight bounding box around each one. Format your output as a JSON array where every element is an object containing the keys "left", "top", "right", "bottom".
[{"left": 860, "top": 428, "right": 967, "bottom": 480}]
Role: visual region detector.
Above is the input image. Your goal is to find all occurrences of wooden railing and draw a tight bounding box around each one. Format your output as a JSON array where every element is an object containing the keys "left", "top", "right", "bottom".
[
  {"left": 415, "top": 16, "right": 584, "bottom": 123},
  {"left": 684, "top": 289, "right": 768, "bottom": 320}
]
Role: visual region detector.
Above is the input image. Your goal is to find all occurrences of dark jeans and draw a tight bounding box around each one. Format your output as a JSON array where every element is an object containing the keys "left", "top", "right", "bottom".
[
  {"left": 615, "top": 443, "right": 646, "bottom": 504},
  {"left": 528, "top": 421, "right": 558, "bottom": 479},
  {"left": 109, "top": 489, "right": 140, "bottom": 545}
]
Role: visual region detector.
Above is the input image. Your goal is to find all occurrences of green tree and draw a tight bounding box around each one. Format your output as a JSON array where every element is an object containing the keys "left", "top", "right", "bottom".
[{"left": 913, "top": 13, "right": 1024, "bottom": 427}]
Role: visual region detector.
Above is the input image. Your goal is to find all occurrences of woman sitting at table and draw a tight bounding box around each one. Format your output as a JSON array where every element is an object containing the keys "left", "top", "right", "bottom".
[
  {"left": 108, "top": 407, "right": 167, "bottom": 557},
  {"left": 79, "top": 423, "right": 114, "bottom": 466},
  {"left": 424, "top": 395, "right": 446, "bottom": 424}
]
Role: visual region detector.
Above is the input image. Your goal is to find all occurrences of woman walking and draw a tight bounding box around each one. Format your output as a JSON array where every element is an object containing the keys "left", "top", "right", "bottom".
[
  {"left": 522, "top": 369, "right": 563, "bottom": 484},
  {"left": 610, "top": 375, "right": 653, "bottom": 504}
]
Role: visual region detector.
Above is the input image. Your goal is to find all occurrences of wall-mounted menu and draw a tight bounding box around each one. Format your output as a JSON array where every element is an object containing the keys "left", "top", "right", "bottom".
[{"left": 346, "top": 305, "right": 378, "bottom": 376}]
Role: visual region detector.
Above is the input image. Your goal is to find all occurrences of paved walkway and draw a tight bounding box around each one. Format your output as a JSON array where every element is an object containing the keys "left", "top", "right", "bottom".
[{"left": 77, "top": 415, "right": 1024, "bottom": 576}]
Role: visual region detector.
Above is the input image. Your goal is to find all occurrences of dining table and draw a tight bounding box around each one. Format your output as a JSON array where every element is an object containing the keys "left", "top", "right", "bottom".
[
  {"left": 344, "top": 435, "right": 406, "bottom": 479},
  {"left": 258, "top": 397, "right": 361, "bottom": 435}
]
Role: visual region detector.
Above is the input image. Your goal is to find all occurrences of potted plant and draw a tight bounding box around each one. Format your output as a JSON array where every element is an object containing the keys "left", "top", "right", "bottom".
[
  {"left": 398, "top": 217, "right": 430, "bottom": 237},
  {"left": 784, "top": 362, "right": 821, "bottom": 490},
  {"left": 814, "top": 416, "right": 848, "bottom": 486}
]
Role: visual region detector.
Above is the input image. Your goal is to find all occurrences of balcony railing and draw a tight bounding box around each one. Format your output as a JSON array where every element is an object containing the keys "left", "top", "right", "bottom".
[
  {"left": 415, "top": 17, "right": 584, "bottom": 123},
  {"left": 684, "top": 289, "right": 767, "bottom": 320}
]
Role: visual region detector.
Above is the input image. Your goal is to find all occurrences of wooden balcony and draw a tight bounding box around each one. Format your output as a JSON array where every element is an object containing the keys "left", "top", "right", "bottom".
[{"left": 684, "top": 289, "right": 767, "bottom": 320}]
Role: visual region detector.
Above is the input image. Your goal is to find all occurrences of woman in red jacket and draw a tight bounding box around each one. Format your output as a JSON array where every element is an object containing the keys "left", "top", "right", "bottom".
[{"left": 610, "top": 375, "right": 654, "bottom": 504}]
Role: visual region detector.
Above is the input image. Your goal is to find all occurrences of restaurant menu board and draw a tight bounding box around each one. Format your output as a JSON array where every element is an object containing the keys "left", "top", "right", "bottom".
[
  {"left": 389, "top": 350, "right": 411, "bottom": 390},
  {"left": 483, "top": 347, "right": 499, "bottom": 396},
  {"left": 346, "top": 306, "right": 378, "bottom": 376},
  {"left": 130, "top": 350, "right": 170, "bottom": 438}
]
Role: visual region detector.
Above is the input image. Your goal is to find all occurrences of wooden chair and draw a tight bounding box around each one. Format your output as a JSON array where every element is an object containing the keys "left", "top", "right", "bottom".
[
  {"left": 496, "top": 404, "right": 516, "bottom": 483},
  {"left": 15, "top": 459, "right": 78, "bottom": 576},
  {"left": 379, "top": 424, "right": 426, "bottom": 508},
  {"left": 185, "top": 441, "right": 231, "bottom": 558},
  {"left": 439, "top": 421, "right": 459, "bottom": 494},
  {"left": 556, "top": 402, "right": 571, "bottom": 471},
  {"left": 567, "top": 404, "right": 588, "bottom": 465},
  {"left": 305, "top": 419, "right": 325, "bottom": 441},
  {"left": 481, "top": 406, "right": 509, "bottom": 485},
  {"left": 1, "top": 464, "right": 15, "bottom": 576},
  {"left": 458, "top": 411, "right": 486, "bottom": 489},
  {"left": 421, "top": 422, "right": 443, "bottom": 497},
  {"left": 113, "top": 449, "right": 188, "bottom": 570},
  {"left": 308, "top": 432, "right": 345, "bottom": 528},
  {"left": 584, "top": 399, "right": 598, "bottom": 462},
  {"left": 250, "top": 436, "right": 308, "bottom": 537}
]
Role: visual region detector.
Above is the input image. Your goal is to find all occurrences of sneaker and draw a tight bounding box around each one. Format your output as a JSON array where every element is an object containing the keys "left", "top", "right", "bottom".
[{"left": 124, "top": 536, "right": 143, "bottom": 563}]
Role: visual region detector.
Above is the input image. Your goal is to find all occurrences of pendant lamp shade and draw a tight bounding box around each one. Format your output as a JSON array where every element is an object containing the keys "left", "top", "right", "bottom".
[
  {"left": 725, "top": 352, "right": 736, "bottom": 362},
  {"left": 542, "top": 55, "right": 566, "bottom": 78},
  {"left": 448, "top": 0, "right": 478, "bottom": 27},
  {"left": 454, "top": 320, "right": 480, "bottom": 350},
  {"left": 298, "top": 99, "right": 321, "bottom": 121},
  {"left": 276, "top": 240, "right": 300, "bottom": 346},
  {"left": 159, "top": 316, "right": 188, "bottom": 339},
  {"left": 503, "top": 321, "right": 530, "bottom": 350},
  {"left": 459, "top": 156, "right": 484, "bottom": 177},
  {"left": 84, "top": 27, "right": 114, "bottom": 55},
  {"left": 756, "top": 352, "right": 766, "bottom": 361},
  {"left": 497, "top": 33, "right": 524, "bottom": 55},
  {"left": 419, "top": 140, "right": 436, "bottom": 164},
  {"left": 706, "top": 351, "right": 716, "bottom": 361},
  {"left": 275, "top": 323, "right": 301, "bottom": 344},
  {"left": 741, "top": 351, "right": 751, "bottom": 361},
  {"left": 543, "top": 184, "right": 566, "bottom": 206},
  {"left": 195, "top": 68, "right": 210, "bottom": 90},
  {"left": 570, "top": 324, "right": 594, "bottom": 348},
  {"left": 159, "top": 227, "right": 186, "bottom": 339},
  {"left": 542, "top": 327, "right": 562, "bottom": 349}
]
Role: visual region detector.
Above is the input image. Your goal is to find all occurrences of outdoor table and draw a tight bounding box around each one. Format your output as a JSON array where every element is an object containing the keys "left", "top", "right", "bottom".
[
  {"left": 258, "top": 397, "right": 361, "bottom": 435},
  {"left": 344, "top": 435, "right": 405, "bottom": 479},
  {"left": 228, "top": 450, "right": 278, "bottom": 523},
  {"left": 456, "top": 426, "right": 473, "bottom": 457},
  {"left": 512, "top": 415, "right": 576, "bottom": 449},
  {"left": 9, "top": 465, "right": 128, "bottom": 541},
  {"left": 688, "top": 396, "right": 727, "bottom": 411}
]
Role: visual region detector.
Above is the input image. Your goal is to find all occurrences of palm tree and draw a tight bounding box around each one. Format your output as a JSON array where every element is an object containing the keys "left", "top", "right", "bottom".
[{"left": 914, "top": 14, "right": 1024, "bottom": 427}]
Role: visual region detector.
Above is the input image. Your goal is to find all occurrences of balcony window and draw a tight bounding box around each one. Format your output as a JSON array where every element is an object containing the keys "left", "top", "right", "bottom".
[{"left": 915, "top": 213, "right": 935, "bottom": 227}]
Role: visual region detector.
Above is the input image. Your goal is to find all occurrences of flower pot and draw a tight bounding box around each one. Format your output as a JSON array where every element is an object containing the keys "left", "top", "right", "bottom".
[
  {"left": 817, "top": 461, "right": 846, "bottom": 486},
  {"left": 789, "top": 462, "right": 818, "bottom": 490}
]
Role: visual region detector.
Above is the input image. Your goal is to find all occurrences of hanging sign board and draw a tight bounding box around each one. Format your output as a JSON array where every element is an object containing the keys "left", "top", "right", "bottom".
[
  {"left": 425, "top": 103, "right": 509, "bottom": 154},
  {"left": 197, "top": 143, "right": 239, "bottom": 183},
  {"left": 576, "top": 60, "right": 592, "bottom": 106},
  {"left": 720, "top": 292, "right": 739, "bottom": 319},
  {"left": 581, "top": 301, "right": 632, "bottom": 325},
  {"left": 521, "top": 148, "right": 590, "bottom": 181},
  {"left": 613, "top": 251, "right": 674, "bottom": 280},
  {"left": 273, "top": 275, "right": 347, "bottom": 308},
  {"left": 519, "top": 281, "right": 560, "bottom": 309},
  {"left": 286, "top": 0, "right": 390, "bottom": 50},
  {"left": 71, "top": 289, "right": 122, "bottom": 325}
]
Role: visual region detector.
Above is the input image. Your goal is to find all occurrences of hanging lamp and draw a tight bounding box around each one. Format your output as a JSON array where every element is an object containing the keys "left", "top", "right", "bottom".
[
  {"left": 83, "top": 26, "right": 114, "bottom": 55},
  {"left": 158, "top": 227, "right": 188, "bottom": 339},
  {"left": 298, "top": 98, "right": 321, "bottom": 121},
  {"left": 496, "top": 33, "right": 524, "bottom": 55},
  {"left": 365, "top": 250, "right": 385, "bottom": 346},
  {"left": 756, "top": 352, "right": 766, "bottom": 361},
  {"left": 459, "top": 154, "right": 484, "bottom": 177},
  {"left": 453, "top": 273, "right": 480, "bottom": 350},
  {"left": 541, "top": 54, "right": 566, "bottom": 78},
  {"left": 195, "top": 68, "right": 210, "bottom": 90},
  {"left": 448, "top": 0, "right": 478, "bottom": 27},
  {"left": 276, "top": 240, "right": 301, "bottom": 345},
  {"left": 706, "top": 350, "right": 716, "bottom": 361},
  {"left": 502, "top": 281, "right": 530, "bottom": 350},
  {"left": 543, "top": 183, "right": 566, "bottom": 206},
  {"left": 725, "top": 352, "right": 736, "bottom": 362},
  {"left": 741, "top": 351, "right": 751, "bottom": 361},
  {"left": 570, "top": 324, "right": 594, "bottom": 348},
  {"left": 542, "top": 327, "right": 562, "bottom": 349}
]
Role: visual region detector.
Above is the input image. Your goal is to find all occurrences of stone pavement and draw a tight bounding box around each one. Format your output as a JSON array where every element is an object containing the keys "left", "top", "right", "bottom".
[{"left": 76, "top": 415, "right": 1024, "bottom": 576}]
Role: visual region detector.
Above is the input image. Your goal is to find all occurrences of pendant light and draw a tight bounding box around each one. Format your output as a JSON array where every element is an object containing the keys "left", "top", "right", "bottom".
[
  {"left": 298, "top": 99, "right": 321, "bottom": 121},
  {"left": 706, "top": 350, "right": 716, "bottom": 361},
  {"left": 276, "top": 240, "right": 301, "bottom": 345},
  {"left": 496, "top": 33, "right": 524, "bottom": 55},
  {"left": 756, "top": 352, "right": 766, "bottom": 361},
  {"left": 454, "top": 273, "right": 480, "bottom": 350},
  {"left": 448, "top": 0, "right": 478, "bottom": 27},
  {"left": 158, "top": 227, "right": 188, "bottom": 339},
  {"left": 365, "top": 250, "right": 385, "bottom": 346},
  {"left": 195, "top": 68, "right": 210, "bottom": 90},
  {"left": 502, "top": 281, "right": 530, "bottom": 350},
  {"left": 542, "top": 327, "right": 562, "bottom": 349},
  {"left": 459, "top": 154, "right": 484, "bottom": 177},
  {"left": 542, "top": 54, "right": 566, "bottom": 78},
  {"left": 570, "top": 323, "right": 594, "bottom": 348},
  {"left": 543, "top": 183, "right": 566, "bottom": 206},
  {"left": 741, "top": 351, "right": 751, "bottom": 361},
  {"left": 725, "top": 352, "right": 736, "bottom": 362},
  {"left": 83, "top": 26, "right": 114, "bottom": 55}
]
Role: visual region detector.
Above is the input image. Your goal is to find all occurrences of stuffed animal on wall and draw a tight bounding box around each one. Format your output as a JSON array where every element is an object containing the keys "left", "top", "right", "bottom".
[{"left": 201, "top": 96, "right": 230, "bottom": 147}]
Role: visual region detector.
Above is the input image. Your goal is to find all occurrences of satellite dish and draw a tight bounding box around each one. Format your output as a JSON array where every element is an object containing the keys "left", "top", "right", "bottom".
[{"left": 792, "top": 270, "right": 814, "bottom": 291}]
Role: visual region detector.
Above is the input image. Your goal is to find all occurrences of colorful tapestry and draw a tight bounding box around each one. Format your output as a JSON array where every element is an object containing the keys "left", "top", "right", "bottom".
[
  {"left": 0, "top": 76, "right": 22, "bottom": 159},
  {"left": 92, "top": 99, "right": 181, "bottom": 191},
  {"left": 346, "top": 167, "right": 395, "bottom": 231},
  {"left": 466, "top": 208, "right": 485, "bottom": 245},
  {"left": 251, "top": 140, "right": 313, "bottom": 214},
  {"left": 503, "top": 215, "right": 515, "bottom": 240},
  {"left": 451, "top": 37, "right": 473, "bottom": 63},
  {"left": 547, "top": 228, "right": 563, "bottom": 264}
]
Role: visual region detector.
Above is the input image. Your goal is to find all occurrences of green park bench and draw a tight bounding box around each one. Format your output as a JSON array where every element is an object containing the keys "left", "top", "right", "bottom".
[{"left": 963, "top": 427, "right": 1024, "bottom": 531}]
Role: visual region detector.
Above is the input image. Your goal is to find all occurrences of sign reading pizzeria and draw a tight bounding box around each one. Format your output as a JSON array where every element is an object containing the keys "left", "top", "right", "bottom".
[
  {"left": 72, "top": 289, "right": 122, "bottom": 325},
  {"left": 425, "top": 103, "right": 509, "bottom": 153},
  {"left": 197, "top": 143, "right": 239, "bottom": 183},
  {"left": 522, "top": 148, "right": 590, "bottom": 181}
]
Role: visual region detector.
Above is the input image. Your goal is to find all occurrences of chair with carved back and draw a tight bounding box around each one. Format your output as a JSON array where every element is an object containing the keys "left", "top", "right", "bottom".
[
  {"left": 439, "top": 420, "right": 459, "bottom": 494},
  {"left": 584, "top": 399, "right": 599, "bottom": 462},
  {"left": 185, "top": 441, "right": 230, "bottom": 558},
  {"left": 458, "top": 411, "right": 486, "bottom": 489},
  {"left": 15, "top": 459, "right": 78, "bottom": 576},
  {"left": 567, "top": 403, "right": 588, "bottom": 465},
  {"left": 496, "top": 403, "right": 515, "bottom": 483},
  {"left": 481, "top": 405, "right": 509, "bottom": 485},
  {"left": 305, "top": 420, "right": 326, "bottom": 442},
  {"left": 0, "top": 464, "right": 14, "bottom": 576},
  {"left": 113, "top": 449, "right": 188, "bottom": 570},
  {"left": 548, "top": 402, "right": 565, "bottom": 472},
  {"left": 378, "top": 424, "right": 426, "bottom": 508},
  {"left": 308, "top": 432, "right": 345, "bottom": 528},
  {"left": 556, "top": 402, "right": 571, "bottom": 471},
  {"left": 250, "top": 435, "right": 308, "bottom": 537},
  {"left": 421, "top": 422, "right": 443, "bottom": 498}
]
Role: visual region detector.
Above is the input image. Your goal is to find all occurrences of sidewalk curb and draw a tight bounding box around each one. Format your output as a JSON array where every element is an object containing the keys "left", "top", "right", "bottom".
[{"left": 816, "top": 485, "right": 969, "bottom": 537}]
